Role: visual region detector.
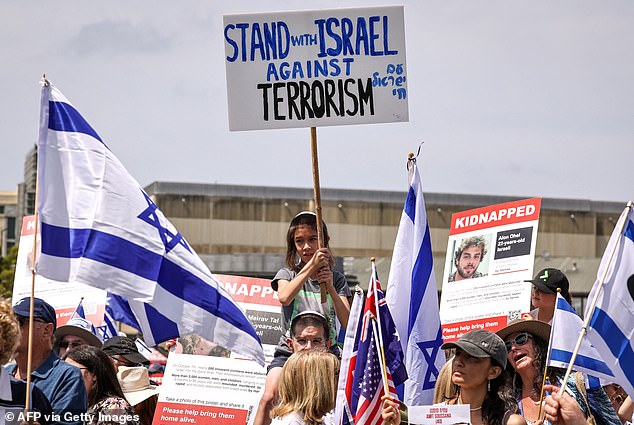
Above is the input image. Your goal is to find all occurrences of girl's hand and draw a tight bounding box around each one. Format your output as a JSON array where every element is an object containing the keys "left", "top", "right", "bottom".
[
  {"left": 305, "top": 247, "right": 330, "bottom": 275},
  {"left": 316, "top": 267, "right": 334, "bottom": 291}
]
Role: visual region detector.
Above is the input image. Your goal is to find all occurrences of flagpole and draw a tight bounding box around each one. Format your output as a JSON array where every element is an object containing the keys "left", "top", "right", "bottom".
[
  {"left": 558, "top": 201, "right": 633, "bottom": 394},
  {"left": 310, "top": 126, "right": 327, "bottom": 304},
  {"left": 370, "top": 257, "right": 390, "bottom": 386},
  {"left": 23, "top": 75, "right": 49, "bottom": 414},
  {"left": 406, "top": 152, "right": 414, "bottom": 186},
  {"left": 370, "top": 259, "right": 392, "bottom": 397},
  {"left": 371, "top": 314, "right": 392, "bottom": 397},
  {"left": 538, "top": 290, "right": 558, "bottom": 419}
]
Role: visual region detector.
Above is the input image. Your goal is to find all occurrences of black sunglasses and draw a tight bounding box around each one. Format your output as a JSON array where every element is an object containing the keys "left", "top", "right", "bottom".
[
  {"left": 59, "top": 341, "right": 84, "bottom": 350},
  {"left": 504, "top": 332, "right": 532, "bottom": 352}
]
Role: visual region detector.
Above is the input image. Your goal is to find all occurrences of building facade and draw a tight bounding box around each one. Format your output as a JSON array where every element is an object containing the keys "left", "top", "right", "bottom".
[
  {"left": 145, "top": 181, "right": 624, "bottom": 314},
  {"left": 0, "top": 191, "right": 18, "bottom": 258}
]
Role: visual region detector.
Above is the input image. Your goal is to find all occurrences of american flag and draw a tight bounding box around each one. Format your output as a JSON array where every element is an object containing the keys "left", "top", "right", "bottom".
[{"left": 348, "top": 265, "right": 407, "bottom": 425}]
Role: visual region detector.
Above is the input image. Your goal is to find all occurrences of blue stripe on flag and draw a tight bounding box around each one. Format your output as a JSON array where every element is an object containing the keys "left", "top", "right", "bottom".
[
  {"left": 404, "top": 187, "right": 416, "bottom": 222},
  {"left": 144, "top": 304, "right": 180, "bottom": 341},
  {"left": 550, "top": 349, "right": 614, "bottom": 377},
  {"left": 49, "top": 101, "right": 103, "bottom": 143},
  {"left": 41, "top": 223, "right": 160, "bottom": 280},
  {"left": 626, "top": 219, "right": 634, "bottom": 243},
  {"left": 408, "top": 224, "right": 433, "bottom": 335},
  {"left": 591, "top": 308, "right": 634, "bottom": 384},
  {"left": 41, "top": 223, "right": 259, "bottom": 342},
  {"left": 107, "top": 293, "right": 142, "bottom": 331},
  {"left": 556, "top": 297, "right": 577, "bottom": 314}
]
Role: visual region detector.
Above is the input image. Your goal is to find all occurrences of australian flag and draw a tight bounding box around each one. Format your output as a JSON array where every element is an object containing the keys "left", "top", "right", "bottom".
[{"left": 347, "top": 264, "right": 407, "bottom": 425}]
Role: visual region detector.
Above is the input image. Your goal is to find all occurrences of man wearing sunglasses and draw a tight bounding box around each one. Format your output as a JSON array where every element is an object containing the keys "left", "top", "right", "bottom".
[
  {"left": 7, "top": 297, "right": 88, "bottom": 424},
  {"left": 54, "top": 316, "right": 103, "bottom": 357}
]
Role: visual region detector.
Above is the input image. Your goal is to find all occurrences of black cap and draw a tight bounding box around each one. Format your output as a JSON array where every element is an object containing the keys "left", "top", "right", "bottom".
[
  {"left": 441, "top": 329, "right": 507, "bottom": 369},
  {"left": 526, "top": 268, "right": 569, "bottom": 296},
  {"left": 102, "top": 336, "right": 149, "bottom": 365},
  {"left": 13, "top": 297, "right": 57, "bottom": 330}
]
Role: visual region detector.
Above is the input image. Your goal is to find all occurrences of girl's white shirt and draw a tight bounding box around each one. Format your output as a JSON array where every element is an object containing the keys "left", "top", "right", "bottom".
[{"left": 271, "top": 411, "right": 335, "bottom": 425}]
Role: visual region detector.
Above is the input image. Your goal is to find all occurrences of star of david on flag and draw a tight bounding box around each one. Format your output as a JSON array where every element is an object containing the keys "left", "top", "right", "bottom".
[
  {"left": 35, "top": 81, "right": 263, "bottom": 365},
  {"left": 386, "top": 158, "right": 445, "bottom": 405}
]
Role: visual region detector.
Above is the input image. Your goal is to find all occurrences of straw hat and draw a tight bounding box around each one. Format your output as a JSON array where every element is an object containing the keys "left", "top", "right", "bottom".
[
  {"left": 496, "top": 319, "right": 551, "bottom": 344},
  {"left": 117, "top": 366, "right": 160, "bottom": 406}
]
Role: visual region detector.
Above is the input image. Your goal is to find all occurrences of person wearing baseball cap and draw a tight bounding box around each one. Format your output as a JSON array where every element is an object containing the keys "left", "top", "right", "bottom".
[
  {"left": 0, "top": 299, "right": 53, "bottom": 422},
  {"left": 382, "top": 329, "right": 523, "bottom": 425},
  {"left": 256, "top": 310, "right": 335, "bottom": 425},
  {"left": 102, "top": 336, "right": 150, "bottom": 371},
  {"left": 7, "top": 297, "right": 88, "bottom": 424},
  {"left": 54, "top": 317, "right": 103, "bottom": 357},
  {"left": 526, "top": 268, "right": 571, "bottom": 324}
]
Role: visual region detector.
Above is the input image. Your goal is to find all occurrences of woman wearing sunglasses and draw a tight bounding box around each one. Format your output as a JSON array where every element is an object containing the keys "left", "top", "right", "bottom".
[
  {"left": 497, "top": 320, "right": 620, "bottom": 425},
  {"left": 382, "top": 330, "right": 525, "bottom": 425}
]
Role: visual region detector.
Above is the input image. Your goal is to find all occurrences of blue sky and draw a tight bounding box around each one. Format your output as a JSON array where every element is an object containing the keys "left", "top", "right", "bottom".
[{"left": 1, "top": 0, "right": 632, "bottom": 203}]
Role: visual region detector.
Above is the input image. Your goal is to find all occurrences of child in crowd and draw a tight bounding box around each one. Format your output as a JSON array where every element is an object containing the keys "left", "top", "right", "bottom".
[
  {"left": 254, "top": 211, "right": 351, "bottom": 425},
  {"left": 271, "top": 350, "right": 339, "bottom": 425}
]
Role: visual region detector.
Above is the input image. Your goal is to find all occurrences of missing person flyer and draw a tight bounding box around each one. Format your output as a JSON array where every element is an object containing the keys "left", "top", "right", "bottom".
[
  {"left": 152, "top": 354, "right": 265, "bottom": 425},
  {"left": 439, "top": 198, "right": 541, "bottom": 342}
]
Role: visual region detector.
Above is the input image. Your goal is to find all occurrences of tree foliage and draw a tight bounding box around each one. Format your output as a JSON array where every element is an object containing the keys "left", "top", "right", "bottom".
[{"left": 0, "top": 245, "right": 18, "bottom": 299}]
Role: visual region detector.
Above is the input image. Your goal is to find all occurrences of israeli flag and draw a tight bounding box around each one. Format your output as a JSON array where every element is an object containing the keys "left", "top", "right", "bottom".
[
  {"left": 96, "top": 304, "right": 120, "bottom": 341},
  {"left": 585, "top": 205, "right": 634, "bottom": 396},
  {"left": 36, "top": 83, "right": 264, "bottom": 365},
  {"left": 386, "top": 159, "right": 444, "bottom": 405},
  {"left": 549, "top": 293, "right": 614, "bottom": 382}
]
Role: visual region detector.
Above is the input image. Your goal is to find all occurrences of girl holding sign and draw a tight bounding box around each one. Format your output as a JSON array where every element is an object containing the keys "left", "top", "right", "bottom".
[{"left": 255, "top": 212, "right": 350, "bottom": 425}]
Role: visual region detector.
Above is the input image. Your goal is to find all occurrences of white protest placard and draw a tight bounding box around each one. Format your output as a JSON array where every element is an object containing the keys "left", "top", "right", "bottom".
[
  {"left": 12, "top": 216, "right": 106, "bottom": 327},
  {"left": 439, "top": 198, "right": 542, "bottom": 342},
  {"left": 152, "top": 354, "right": 265, "bottom": 425},
  {"left": 408, "top": 405, "right": 470, "bottom": 425},
  {"left": 224, "top": 6, "right": 408, "bottom": 131}
]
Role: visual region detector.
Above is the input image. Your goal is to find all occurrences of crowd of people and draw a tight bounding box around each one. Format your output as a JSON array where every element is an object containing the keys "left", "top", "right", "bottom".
[
  {"left": 0, "top": 297, "right": 159, "bottom": 425},
  {"left": 3, "top": 211, "right": 633, "bottom": 425}
]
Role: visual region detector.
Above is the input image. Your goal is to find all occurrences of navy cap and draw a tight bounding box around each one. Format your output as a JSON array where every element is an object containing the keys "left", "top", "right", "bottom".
[{"left": 13, "top": 297, "right": 57, "bottom": 330}]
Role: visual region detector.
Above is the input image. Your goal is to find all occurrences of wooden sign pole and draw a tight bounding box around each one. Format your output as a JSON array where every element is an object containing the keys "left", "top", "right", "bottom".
[{"left": 310, "top": 127, "right": 327, "bottom": 304}]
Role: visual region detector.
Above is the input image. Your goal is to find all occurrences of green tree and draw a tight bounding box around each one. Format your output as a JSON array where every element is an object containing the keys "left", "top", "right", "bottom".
[{"left": 0, "top": 245, "right": 18, "bottom": 298}]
